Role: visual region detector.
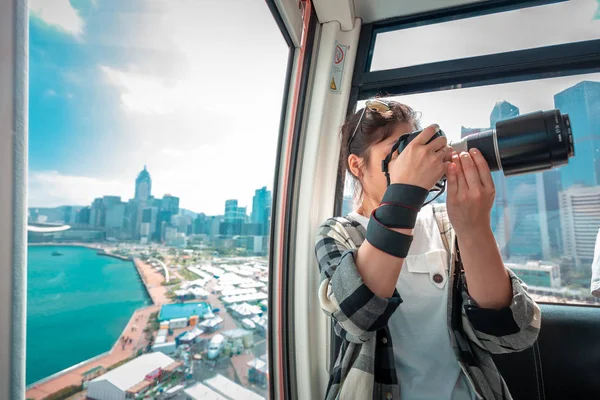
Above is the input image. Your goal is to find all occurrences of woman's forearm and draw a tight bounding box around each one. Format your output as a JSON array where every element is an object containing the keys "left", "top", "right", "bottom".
[
  {"left": 355, "top": 228, "right": 413, "bottom": 298},
  {"left": 457, "top": 227, "right": 512, "bottom": 309}
]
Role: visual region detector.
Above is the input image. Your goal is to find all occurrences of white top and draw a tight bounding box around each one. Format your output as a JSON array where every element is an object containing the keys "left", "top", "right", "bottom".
[{"left": 348, "top": 205, "right": 476, "bottom": 400}]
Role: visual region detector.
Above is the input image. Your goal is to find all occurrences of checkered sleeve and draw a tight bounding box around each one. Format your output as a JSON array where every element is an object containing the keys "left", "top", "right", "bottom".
[
  {"left": 460, "top": 268, "right": 542, "bottom": 354},
  {"left": 315, "top": 218, "right": 402, "bottom": 343},
  {"left": 432, "top": 202, "right": 541, "bottom": 354}
]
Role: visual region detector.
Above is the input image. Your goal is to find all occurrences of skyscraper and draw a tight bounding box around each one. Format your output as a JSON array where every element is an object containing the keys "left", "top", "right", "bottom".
[
  {"left": 559, "top": 186, "right": 600, "bottom": 268},
  {"left": 135, "top": 165, "right": 152, "bottom": 202},
  {"left": 251, "top": 187, "right": 272, "bottom": 236},
  {"left": 223, "top": 199, "right": 246, "bottom": 236},
  {"left": 554, "top": 81, "right": 600, "bottom": 189},
  {"left": 542, "top": 169, "right": 563, "bottom": 256},
  {"left": 193, "top": 213, "right": 207, "bottom": 235}
]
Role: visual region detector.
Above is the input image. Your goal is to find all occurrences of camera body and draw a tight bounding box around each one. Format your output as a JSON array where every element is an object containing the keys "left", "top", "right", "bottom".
[{"left": 396, "top": 128, "right": 446, "bottom": 155}]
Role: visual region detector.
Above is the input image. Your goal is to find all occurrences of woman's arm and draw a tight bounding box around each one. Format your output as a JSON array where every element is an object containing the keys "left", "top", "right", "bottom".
[
  {"left": 354, "top": 227, "right": 412, "bottom": 298},
  {"left": 315, "top": 218, "right": 404, "bottom": 343},
  {"left": 458, "top": 227, "right": 512, "bottom": 309},
  {"left": 446, "top": 149, "right": 540, "bottom": 352}
]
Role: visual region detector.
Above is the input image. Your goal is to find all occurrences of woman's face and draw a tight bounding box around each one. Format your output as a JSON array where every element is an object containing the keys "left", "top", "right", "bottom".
[{"left": 356, "top": 122, "right": 415, "bottom": 205}]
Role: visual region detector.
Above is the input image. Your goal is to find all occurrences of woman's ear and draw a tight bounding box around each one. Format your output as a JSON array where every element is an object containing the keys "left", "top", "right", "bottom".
[{"left": 348, "top": 154, "right": 363, "bottom": 178}]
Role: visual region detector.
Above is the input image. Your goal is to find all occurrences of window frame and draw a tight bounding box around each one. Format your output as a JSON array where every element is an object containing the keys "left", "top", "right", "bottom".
[
  {"left": 336, "top": 0, "right": 600, "bottom": 307},
  {"left": 265, "top": 1, "right": 318, "bottom": 400}
]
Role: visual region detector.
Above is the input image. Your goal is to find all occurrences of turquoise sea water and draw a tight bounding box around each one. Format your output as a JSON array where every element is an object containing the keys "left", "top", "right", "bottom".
[{"left": 26, "top": 246, "right": 151, "bottom": 385}]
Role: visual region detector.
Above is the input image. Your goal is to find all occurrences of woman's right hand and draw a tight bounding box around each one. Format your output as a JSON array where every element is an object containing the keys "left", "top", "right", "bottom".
[{"left": 388, "top": 124, "right": 452, "bottom": 191}]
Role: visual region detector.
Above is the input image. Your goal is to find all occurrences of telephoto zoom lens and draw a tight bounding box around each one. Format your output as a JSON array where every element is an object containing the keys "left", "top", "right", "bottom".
[{"left": 450, "top": 109, "right": 575, "bottom": 176}]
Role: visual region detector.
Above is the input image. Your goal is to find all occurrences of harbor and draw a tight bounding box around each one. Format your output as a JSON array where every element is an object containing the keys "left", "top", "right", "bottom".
[{"left": 25, "top": 305, "right": 159, "bottom": 400}]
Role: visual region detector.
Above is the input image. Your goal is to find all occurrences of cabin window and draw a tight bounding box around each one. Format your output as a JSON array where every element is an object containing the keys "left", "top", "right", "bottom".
[
  {"left": 26, "top": 1, "right": 287, "bottom": 398},
  {"left": 370, "top": 0, "right": 600, "bottom": 71}
]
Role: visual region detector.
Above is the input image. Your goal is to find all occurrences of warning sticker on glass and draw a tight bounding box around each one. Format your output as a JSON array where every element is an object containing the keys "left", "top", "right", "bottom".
[{"left": 329, "top": 41, "right": 347, "bottom": 93}]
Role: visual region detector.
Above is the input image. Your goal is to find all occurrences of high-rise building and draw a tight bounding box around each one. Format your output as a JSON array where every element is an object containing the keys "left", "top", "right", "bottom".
[
  {"left": 559, "top": 185, "right": 600, "bottom": 268},
  {"left": 193, "top": 213, "right": 207, "bottom": 235},
  {"left": 251, "top": 187, "right": 272, "bottom": 235},
  {"left": 125, "top": 199, "right": 140, "bottom": 239},
  {"left": 554, "top": 81, "right": 600, "bottom": 189},
  {"left": 105, "top": 202, "right": 126, "bottom": 236},
  {"left": 161, "top": 195, "right": 180, "bottom": 215},
  {"left": 542, "top": 169, "right": 563, "bottom": 256},
  {"left": 89, "top": 198, "right": 105, "bottom": 228},
  {"left": 150, "top": 195, "right": 180, "bottom": 241},
  {"left": 75, "top": 206, "right": 91, "bottom": 225},
  {"left": 225, "top": 199, "right": 238, "bottom": 221},
  {"left": 135, "top": 165, "right": 152, "bottom": 202},
  {"left": 223, "top": 199, "right": 246, "bottom": 236},
  {"left": 207, "top": 216, "right": 222, "bottom": 237},
  {"left": 172, "top": 214, "right": 192, "bottom": 234},
  {"left": 140, "top": 207, "right": 158, "bottom": 240}
]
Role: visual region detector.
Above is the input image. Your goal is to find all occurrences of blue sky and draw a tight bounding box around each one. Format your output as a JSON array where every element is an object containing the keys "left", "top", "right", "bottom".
[
  {"left": 28, "top": 0, "right": 288, "bottom": 214},
  {"left": 27, "top": 0, "right": 600, "bottom": 210}
]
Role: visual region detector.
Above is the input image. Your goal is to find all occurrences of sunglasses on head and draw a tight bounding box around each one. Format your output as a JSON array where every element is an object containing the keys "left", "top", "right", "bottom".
[{"left": 347, "top": 99, "right": 394, "bottom": 154}]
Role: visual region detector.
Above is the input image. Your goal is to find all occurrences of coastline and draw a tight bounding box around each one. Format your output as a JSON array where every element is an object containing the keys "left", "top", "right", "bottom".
[
  {"left": 25, "top": 305, "right": 159, "bottom": 400},
  {"left": 28, "top": 242, "right": 132, "bottom": 260},
  {"left": 132, "top": 258, "right": 171, "bottom": 306},
  {"left": 25, "top": 244, "right": 163, "bottom": 399}
]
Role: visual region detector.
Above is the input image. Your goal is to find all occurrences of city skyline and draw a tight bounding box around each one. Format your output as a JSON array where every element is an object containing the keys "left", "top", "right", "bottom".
[{"left": 28, "top": 163, "right": 272, "bottom": 219}]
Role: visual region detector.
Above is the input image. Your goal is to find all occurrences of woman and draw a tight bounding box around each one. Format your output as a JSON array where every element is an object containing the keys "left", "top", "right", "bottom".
[{"left": 315, "top": 100, "right": 541, "bottom": 400}]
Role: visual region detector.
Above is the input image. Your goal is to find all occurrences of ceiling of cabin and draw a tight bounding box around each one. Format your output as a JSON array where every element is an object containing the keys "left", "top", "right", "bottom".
[{"left": 313, "top": 0, "right": 489, "bottom": 27}]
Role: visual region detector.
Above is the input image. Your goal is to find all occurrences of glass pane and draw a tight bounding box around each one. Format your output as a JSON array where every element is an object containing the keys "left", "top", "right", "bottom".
[
  {"left": 26, "top": 1, "right": 286, "bottom": 399},
  {"left": 371, "top": 0, "right": 600, "bottom": 71},
  {"left": 343, "top": 72, "right": 600, "bottom": 305}
]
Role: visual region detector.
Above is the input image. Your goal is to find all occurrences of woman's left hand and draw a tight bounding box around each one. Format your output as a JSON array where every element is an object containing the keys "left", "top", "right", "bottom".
[{"left": 446, "top": 149, "right": 495, "bottom": 237}]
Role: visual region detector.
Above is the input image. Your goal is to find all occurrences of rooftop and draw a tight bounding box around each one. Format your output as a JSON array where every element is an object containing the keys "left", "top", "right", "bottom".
[
  {"left": 90, "top": 352, "right": 174, "bottom": 391},
  {"left": 204, "top": 374, "right": 264, "bottom": 400},
  {"left": 158, "top": 302, "right": 212, "bottom": 321},
  {"left": 185, "top": 382, "right": 227, "bottom": 400}
]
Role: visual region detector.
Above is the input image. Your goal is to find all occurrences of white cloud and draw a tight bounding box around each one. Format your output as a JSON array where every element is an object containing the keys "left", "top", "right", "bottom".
[
  {"left": 29, "top": 0, "right": 84, "bottom": 38},
  {"left": 100, "top": 66, "right": 182, "bottom": 115},
  {"left": 44, "top": 89, "right": 56, "bottom": 97},
  {"left": 29, "top": 171, "right": 131, "bottom": 207},
  {"left": 161, "top": 148, "right": 185, "bottom": 158},
  {"left": 29, "top": 1, "right": 287, "bottom": 215}
]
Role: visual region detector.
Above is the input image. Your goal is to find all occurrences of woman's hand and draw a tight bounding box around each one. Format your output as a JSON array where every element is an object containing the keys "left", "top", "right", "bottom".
[
  {"left": 446, "top": 149, "right": 495, "bottom": 237},
  {"left": 389, "top": 124, "right": 452, "bottom": 191}
]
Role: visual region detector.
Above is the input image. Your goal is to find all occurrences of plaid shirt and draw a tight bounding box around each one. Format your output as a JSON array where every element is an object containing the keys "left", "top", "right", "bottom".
[{"left": 315, "top": 203, "right": 541, "bottom": 400}]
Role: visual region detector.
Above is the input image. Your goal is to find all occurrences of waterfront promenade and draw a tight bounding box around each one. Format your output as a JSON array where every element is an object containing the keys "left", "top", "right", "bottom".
[
  {"left": 25, "top": 249, "right": 172, "bottom": 399},
  {"left": 25, "top": 305, "right": 159, "bottom": 400},
  {"left": 134, "top": 258, "right": 170, "bottom": 305}
]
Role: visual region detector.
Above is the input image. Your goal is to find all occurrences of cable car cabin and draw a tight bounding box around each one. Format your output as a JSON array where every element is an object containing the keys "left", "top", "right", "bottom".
[{"left": 1, "top": 0, "right": 600, "bottom": 399}]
